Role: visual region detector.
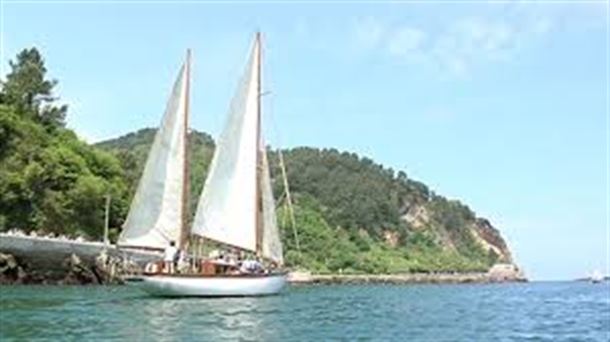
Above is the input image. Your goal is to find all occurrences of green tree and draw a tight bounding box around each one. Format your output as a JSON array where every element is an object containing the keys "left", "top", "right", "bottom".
[
  {"left": 0, "top": 47, "right": 129, "bottom": 239},
  {"left": 1, "top": 47, "right": 66, "bottom": 128}
]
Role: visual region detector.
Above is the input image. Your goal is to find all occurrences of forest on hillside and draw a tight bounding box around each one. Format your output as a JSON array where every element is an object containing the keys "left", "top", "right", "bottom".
[{"left": 1, "top": 47, "right": 509, "bottom": 273}]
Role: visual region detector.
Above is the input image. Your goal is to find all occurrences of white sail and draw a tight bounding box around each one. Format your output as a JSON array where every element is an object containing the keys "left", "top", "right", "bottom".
[
  {"left": 260, "top": 148, "right": 283, "bottom": 264},
  {"left": 190, "top": 38, "right": 260, "bottom": 252},
  {"left": 118, "top": 61, "right": 188, "bottom": 250}
]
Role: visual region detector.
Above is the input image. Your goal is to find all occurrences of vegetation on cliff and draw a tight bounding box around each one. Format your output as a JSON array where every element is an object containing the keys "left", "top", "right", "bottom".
[{"left": 1, "top": 47, "right": 511, "bottom": 274}]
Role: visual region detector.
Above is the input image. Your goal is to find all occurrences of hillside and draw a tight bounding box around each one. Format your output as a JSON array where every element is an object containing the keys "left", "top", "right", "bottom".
[
  {"left": 96, "top": 129, "right": 513, "bottom": 273},
  {"left": 1, "top": 47, "right": 514, "bottom": 274}
]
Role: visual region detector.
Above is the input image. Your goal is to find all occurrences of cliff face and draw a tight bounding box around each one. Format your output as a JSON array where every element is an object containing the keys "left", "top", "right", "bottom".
[
  {"left": 472, "top": 218, "right": 512, "bottom": 263},
  {"left": 401, "top": 204, "right": 512, "bottom": 263}
]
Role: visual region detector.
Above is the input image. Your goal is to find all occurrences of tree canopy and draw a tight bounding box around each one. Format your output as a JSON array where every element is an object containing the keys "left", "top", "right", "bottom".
[
  {"left": 2, "top": 48, "right": 66, "bottom": 128},
  {"left": 0, "top": 48, "right": 126, "bottom": 239}
]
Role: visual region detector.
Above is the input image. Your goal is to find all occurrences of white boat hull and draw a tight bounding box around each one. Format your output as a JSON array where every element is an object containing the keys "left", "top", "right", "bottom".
[{"left": 125, "top": 273, "right": 287, "bottom": 297}]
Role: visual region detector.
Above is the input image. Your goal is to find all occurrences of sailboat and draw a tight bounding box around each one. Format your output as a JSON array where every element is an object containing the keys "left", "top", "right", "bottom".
[
  {"left": 122, "top": 33, "right": 287, "bottom": 297},
  {"left": 590, "top": 270, "right": 604, "bottom": 284}
]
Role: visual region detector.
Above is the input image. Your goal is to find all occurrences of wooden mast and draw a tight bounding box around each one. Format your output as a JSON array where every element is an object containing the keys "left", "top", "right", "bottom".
[
  {"left": 180, "top": 49, "right": 191, "bottom": 251},
  {"left": 255, "top": 32, "right": 263, "bottom": 257}
]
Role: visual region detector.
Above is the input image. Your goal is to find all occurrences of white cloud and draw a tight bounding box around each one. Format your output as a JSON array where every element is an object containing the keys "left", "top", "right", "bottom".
[
  {"left": 452, "top": 18, "right": 514, "bottom": 55},
  {"left": 352, "top": 11, "right": 556, "bottom": 77},
  {"left": 387, "top": 27, "right": 427, "bottom": 58},
  {"left": 349, "top": 1, "right": 608, "bottom": 78},
  {"left": 531, "top": 17, "right": 552, "bottom": 35},
  {"left": 353, "top": 17, "right": 385, "bottom": 49},
  {"left": 430, "top": 17, "right": 518, "bottom": 76}
]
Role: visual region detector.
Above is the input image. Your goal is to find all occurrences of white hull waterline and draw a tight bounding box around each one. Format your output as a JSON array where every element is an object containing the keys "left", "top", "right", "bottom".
[{"left": 125, "top": 273, "right": 287, "bottom": 297}]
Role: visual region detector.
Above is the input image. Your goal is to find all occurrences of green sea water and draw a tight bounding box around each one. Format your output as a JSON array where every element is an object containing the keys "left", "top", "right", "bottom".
[{"left": 1, "top": 282, "right": 608, "bottom": 341}]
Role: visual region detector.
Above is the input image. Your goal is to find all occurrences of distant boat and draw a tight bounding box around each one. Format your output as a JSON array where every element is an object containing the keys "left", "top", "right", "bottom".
[
  {"left": 590, "top": 270, "right": 603, "bottom": 284},
  {"left": 122, "top": 33, "right": 287, "bottom": 297}
]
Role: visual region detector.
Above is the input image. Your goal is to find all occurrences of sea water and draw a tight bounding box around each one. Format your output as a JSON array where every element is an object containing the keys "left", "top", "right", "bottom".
[{"left": 1, "top": 282, "right": 608, "bottom": 341}]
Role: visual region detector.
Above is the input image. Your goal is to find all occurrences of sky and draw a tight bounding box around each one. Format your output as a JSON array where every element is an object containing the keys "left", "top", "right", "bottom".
[{"left": 1, "top": 1, "right": 607, "bottom": 280}]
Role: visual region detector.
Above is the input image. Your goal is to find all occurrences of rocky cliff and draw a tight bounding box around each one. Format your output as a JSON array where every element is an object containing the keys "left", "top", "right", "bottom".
[{"left": 402, "top": 204, "right": 512, "bottom": 263}]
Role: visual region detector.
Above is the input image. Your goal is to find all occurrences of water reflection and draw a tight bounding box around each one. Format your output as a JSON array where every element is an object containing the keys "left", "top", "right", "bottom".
[{"left": 123, "top": 295, "right": 287, "bottom": 341}]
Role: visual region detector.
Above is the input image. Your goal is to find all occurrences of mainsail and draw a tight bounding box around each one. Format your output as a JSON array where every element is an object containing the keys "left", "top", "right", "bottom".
[
  {"left": 118, "top": 55, "right": 190, "bottom": 250},
  {"left": 191, "top": 34, "right": 283, "bottom": 264},
  {"left": 191, "top": 38, "right": 260, "bottom": 252}
]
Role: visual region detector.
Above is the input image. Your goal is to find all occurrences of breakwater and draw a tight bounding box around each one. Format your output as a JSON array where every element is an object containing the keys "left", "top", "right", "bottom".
[
  {"left": 288, "top": 264, "right": 527, "bottom": 284},
  {"left": 0, "top": 233, "right": 159, "bottom": 284}
]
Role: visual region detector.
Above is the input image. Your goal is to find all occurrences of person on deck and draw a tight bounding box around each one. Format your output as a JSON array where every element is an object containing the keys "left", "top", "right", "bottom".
[
  {"left": 240, "top": 259, "right": 263, "bottom": 274},
  {"left": 177, "top": 249, "right": 190, "bottom": 273},
  {"left": 164, "top": 241, "right": 178, "bottom": 274}
]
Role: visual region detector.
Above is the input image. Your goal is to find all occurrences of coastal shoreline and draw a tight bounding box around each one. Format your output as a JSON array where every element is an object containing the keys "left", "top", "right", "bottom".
[
  {"left": 0, "top": 270, "right": 527, "bottom": 286},
  {"left": 287, "top": 271, "right": 527, "bottom": 285},
  {"left": 0, "top": 234, "right": 526, "bottom": 285}
]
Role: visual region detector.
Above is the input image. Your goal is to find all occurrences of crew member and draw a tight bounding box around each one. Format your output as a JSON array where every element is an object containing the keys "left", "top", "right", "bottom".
[{"left": 164, "top": 240, "right": 178, "bottom": 274}]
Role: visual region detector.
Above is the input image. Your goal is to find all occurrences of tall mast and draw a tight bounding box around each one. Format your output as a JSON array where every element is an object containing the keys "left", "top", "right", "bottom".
[
  {"left": 255, "top": 32, "right": 263, "bottom": 256},
  {"left": 180, "top": 49, "right": 191, "bottom": 250}
]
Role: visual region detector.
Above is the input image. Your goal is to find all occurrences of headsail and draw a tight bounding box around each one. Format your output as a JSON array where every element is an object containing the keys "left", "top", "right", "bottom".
[
  {"left": 118, "top": 57, "right": 189, "bottom": 250},
  {"left": 260, "top": 146, "right": 283, "bottom": 265},
  {"left": 190, "top": 37, "right": 260, "bottom": 252}
]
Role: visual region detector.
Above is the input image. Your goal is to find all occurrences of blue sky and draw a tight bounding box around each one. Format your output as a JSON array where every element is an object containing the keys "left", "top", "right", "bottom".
[{"left": 1, "top": 1, "right": 607, "bottom": 280}]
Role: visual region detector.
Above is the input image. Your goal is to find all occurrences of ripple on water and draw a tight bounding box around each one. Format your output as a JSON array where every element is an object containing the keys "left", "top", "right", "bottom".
[{"left": 0, "top": 282, "right": 608, "bottom": 341}]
